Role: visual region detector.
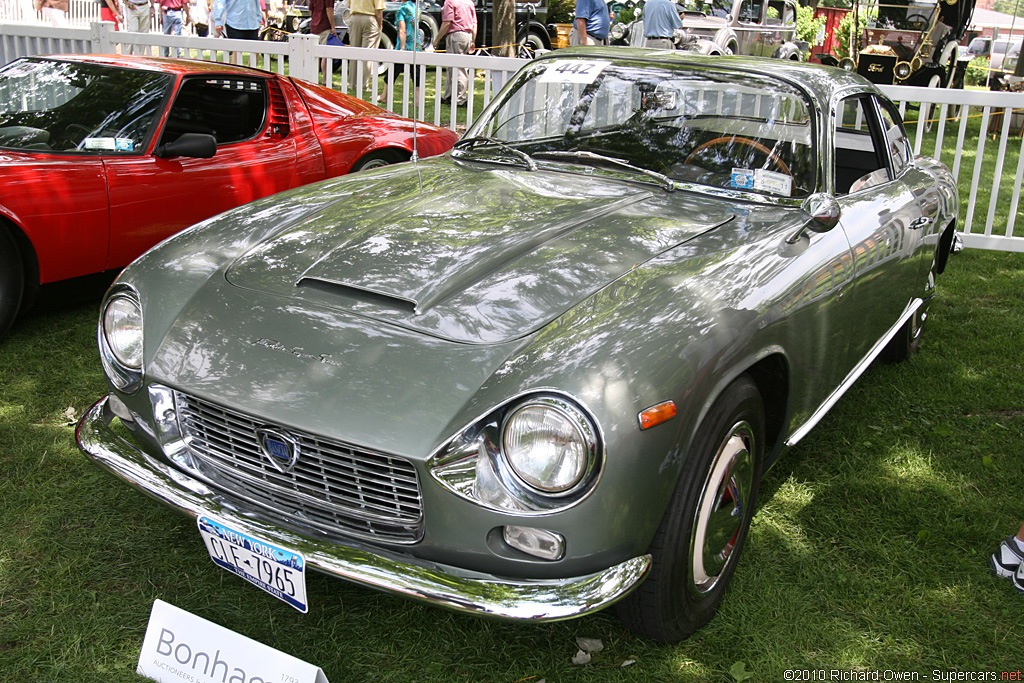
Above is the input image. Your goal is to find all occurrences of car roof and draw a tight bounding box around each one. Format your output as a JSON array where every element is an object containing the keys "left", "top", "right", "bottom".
[
  {"left": 535, "top": 49, "right": 878, "bottom": 107},
  {"left": 34, "top": 53, "right": 276, "bottom": 79}
]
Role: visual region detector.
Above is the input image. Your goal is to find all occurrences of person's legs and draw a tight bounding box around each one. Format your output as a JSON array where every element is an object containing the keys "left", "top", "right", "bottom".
[
  {"left": 448, "top": 31, "right": 471, "bottom": 105},
  {"left": 347, "top": 13, "right": 369, "bottom": 92}
]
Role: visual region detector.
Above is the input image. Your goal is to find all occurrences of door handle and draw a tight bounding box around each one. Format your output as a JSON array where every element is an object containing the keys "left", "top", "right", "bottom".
[{"left": 909, "top": 216, "right": 933, "bottom": 230}]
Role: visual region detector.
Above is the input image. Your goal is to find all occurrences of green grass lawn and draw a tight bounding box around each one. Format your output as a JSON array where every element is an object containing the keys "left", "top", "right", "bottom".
[{"left": 2, "top": 248, "right": 1023, "bottom": 680}]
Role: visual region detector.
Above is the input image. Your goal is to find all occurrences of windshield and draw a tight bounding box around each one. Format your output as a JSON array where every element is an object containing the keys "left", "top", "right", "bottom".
[
  {"left": 0, "top": 58, "right": 173, "bottom": 154},
  {"left": 676, "top": 0, "right": 733, "bottom": 17},
  {"left": 464, "top": 57, "right": 815, "bottom": 197}
]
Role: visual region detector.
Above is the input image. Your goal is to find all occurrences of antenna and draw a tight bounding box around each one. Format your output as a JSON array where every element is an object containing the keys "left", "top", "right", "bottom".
[{"left": 410, "top": 0, "right": 421, "bottom": 163}]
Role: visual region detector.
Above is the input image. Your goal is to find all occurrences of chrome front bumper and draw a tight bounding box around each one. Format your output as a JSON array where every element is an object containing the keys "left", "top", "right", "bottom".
[{"left": 76, "top": 396, "right": 651, "bottom": 622}]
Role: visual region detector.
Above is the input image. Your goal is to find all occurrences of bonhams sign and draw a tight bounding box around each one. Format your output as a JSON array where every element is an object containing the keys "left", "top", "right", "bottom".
[{"left": 137, "top": 600, "right": 329, "bottom": 683}]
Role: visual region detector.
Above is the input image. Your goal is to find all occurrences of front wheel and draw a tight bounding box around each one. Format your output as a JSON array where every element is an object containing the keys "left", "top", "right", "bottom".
[
  {"left": 616, "top": 375, "right": 765, "bottom": 642},
  {"left": 0, "top": 225, "right": 25, "bottom": 341}
]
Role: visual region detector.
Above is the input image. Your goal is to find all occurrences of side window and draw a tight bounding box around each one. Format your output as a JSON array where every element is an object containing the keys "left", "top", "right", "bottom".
[
  {"left": 738, "top": 0, "right": 764, "bottom": 23},
  {"left": 833, "top": 95, "right": 890, "bottom": 195},
  {"left": 877, "top": 100, "right": 911, "bottom": 176},
  {"left": 160, "top": 77, "right": 267, "bottom": 147}
]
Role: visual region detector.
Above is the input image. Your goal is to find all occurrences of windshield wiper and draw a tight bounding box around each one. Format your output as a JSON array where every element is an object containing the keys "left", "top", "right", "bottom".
[
  {"left": 452, "top": 136, "right": 537, "bottom": 171},
  {"left": 532, "top": 150, "right": 675, "bottom": 191}
]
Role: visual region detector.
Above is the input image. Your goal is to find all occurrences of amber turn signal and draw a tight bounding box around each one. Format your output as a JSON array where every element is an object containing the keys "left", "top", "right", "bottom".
[{"left": 638, "top": 401, "right": 677, "bottom": 430}]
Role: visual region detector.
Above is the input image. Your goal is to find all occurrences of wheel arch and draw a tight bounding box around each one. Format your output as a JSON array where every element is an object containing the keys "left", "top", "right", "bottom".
[
  {"left": 934, "top": 217, "right": 958, "bottom": 276},
  {"left": 0, "top": 214, "right": 40, "bottom": 308},
  {"left": 744, "top": 352, "right": 790, "bottom": 467}
]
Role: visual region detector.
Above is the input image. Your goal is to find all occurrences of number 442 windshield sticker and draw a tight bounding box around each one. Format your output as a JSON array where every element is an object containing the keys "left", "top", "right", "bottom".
[{"left": 539, "top": 60, "right": 611, "bottom": 85}]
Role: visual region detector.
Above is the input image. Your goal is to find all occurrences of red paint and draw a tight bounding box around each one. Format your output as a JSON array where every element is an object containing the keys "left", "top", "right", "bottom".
[{"left": 4, "top": 55, "right": 458, "bottom": 286}]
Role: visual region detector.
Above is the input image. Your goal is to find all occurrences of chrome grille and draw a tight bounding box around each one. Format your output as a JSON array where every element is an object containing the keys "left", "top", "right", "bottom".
[{"left": 173, "top": 392, "right": 423, "bottom": 543}]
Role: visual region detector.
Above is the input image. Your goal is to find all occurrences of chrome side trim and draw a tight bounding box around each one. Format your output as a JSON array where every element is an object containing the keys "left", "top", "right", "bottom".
[
  {"left": 76, "top": 397, "right": 651, "bottom": 622},
  {"left": 785, "top": 298, "right": 922, "bottom": 446}
]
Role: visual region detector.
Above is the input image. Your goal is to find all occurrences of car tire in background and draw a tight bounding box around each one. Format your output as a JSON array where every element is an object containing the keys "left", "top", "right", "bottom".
[
  {"left": 517, "top": 30, "right": 547, "bottom": 59},
  {"left": 351, "top": 149, "right": 408, "bottom": 171},
  {"left": 616, "top": 375, "right": 765, "bottom": 642},
  {"left": 0, "top": 224, "right": 25, "bottom": 341}
]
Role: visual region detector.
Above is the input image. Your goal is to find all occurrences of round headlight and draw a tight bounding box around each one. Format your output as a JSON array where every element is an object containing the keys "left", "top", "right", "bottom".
[
  {"left": 502, "top": 401, "right": 593, "bottom": 493},
  {"left": 894, "top": 61, "right": 912, "bottom": 80},
  {"left": 103, "top": 295, "right": 143, "bottom": 369}
]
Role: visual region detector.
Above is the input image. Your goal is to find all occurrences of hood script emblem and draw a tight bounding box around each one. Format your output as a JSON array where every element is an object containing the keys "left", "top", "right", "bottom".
[{"left": 256, "top": 428, "right": 301, "bottom": 474}]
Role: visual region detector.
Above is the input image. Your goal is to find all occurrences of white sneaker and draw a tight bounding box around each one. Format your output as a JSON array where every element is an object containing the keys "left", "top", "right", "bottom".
[{"left": 990, "top": 537, "right": 1024, "bottom": 579}]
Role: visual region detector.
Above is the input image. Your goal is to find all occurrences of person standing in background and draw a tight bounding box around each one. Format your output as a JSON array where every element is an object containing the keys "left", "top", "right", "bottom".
[
  {"left": 347, "top": 0, "right": 383, "bottom": 92},
  {"left": 432, "top": 0, "right": 475, "bottom": 106},
  {"left": 190, "top": 0, "right": 210, "bottom": 36},
  {"left": 643, "top": 0, "right": 680, "bottom": 49},
  {"left": 573, "top": 0, "right": 609, "bottom": 45},
  {"left": 99, "top": 0, "right": 123, "bottom": 29},
  {"left": 212, "top": 0, "right": 262, "bottom": 40},
  {"left": 309, "top": 0, "right": 338, "bottom": 80},
  {"left": 124, "top": 0, "right": 153, "bottom": 35},
  {"left": 35, "top": 0, "right": 69, "bottom": 26},
  {"left": 160, "top": 0, "right": 186, "bottom": 56}
]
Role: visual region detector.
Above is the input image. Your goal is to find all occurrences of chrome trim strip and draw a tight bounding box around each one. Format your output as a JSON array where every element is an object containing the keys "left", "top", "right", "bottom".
[
  {"left": 785, "top": 298, "right": 922, "bottom": 447},
  {"left": 76, "top": 397, "right": 651, "bottom": 622}
]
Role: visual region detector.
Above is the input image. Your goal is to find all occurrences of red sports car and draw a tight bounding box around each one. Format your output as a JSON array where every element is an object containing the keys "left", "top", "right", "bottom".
[{"left": 0, "top": 54, "right": 458, "bottom": 339}]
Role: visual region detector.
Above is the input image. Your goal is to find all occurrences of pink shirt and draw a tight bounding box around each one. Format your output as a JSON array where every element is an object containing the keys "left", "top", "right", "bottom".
[{"left": 441, "top": 0, "right": 475, "bottom": 33}]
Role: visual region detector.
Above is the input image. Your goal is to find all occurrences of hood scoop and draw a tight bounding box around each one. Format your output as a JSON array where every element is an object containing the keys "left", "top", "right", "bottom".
[
  {"left": 227, "top": 165, "right": 736, "bottom": 344},
  {"left": 296, "top": 279, "right": 418, "bottom": 315},
  {"left": 295, "top": 192, "right": 651, "bottom": 317}
]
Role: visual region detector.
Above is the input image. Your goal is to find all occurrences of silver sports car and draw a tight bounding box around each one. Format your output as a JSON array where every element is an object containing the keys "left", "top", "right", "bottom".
[{"left": 78, "top": 50, "right": 959, "bottom": 642}]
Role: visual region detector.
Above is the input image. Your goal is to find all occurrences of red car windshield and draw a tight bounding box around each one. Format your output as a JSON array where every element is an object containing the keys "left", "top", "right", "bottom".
[{"left": 0, "top": 58, "right": 173, "bottom": 154}]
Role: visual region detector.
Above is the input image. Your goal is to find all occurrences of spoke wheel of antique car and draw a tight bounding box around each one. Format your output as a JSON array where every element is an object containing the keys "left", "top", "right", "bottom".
[
  {"left": 0, "top": 225, "right": 25, "bottom": 341},
  {"left": 685, "top": 136, "right": 792, "bottom": 177},
  {"left": 616, "top": 375, "right": 764, "bottom": 642},
  {"left": 352, "top": 149, "right": 407, "bottom": 171},
  {"left": 922, "top": 74, "right": 943, "bottom": 133}
]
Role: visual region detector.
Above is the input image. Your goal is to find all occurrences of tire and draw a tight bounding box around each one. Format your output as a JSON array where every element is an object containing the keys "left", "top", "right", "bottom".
[
  {"left": 0, "top": 225, "right": 25, "bottom": 342},
  {"left": 517, "top": 30, "right": 546, "bottom": 59},
  {"left": 881, "top": 295, "right": 929, "bottom": 363},
  {"left": 922, "top": 73, "right": 942, "bottom": 132},
  {"left": 616, "top": 375, "right": 765, "bottom": 642},
  {"left": 351, "top": 149, "right": 407, "bottom": 172}
]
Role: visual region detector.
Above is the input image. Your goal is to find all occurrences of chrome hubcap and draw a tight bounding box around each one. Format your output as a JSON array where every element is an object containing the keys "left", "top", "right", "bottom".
[{"left": 690, "top": 421, "right": 756, "bottom": 595}]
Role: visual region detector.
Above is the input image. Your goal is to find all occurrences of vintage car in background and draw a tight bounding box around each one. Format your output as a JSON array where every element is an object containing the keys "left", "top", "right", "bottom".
[
  {"left": 0, "top": 55, "right": 457, "bottom": 340},
  {"left": 78, "top": 50, "right": 959, "bottom": 642},
  {"left": 824, "top": 0, "right": 975, "bottom": 89},
  {"left": 314, "top": 0, "right": 554, "bottom": 56},
  {"left": 610, "top": 0, "right": 804, "bottom": 58}
]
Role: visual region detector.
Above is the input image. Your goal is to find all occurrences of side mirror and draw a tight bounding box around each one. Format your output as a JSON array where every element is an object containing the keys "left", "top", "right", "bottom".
[
  {"left": 155, "top": 133, "right": 217, "bottom": 159},
  {"left": 786, "top": 193, "right": 841, "bottom": 245}
]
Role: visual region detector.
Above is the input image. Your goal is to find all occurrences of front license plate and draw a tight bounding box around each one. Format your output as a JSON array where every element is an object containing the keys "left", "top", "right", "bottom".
[{"left": 197, "top": 516, "right": 308, "bottom": 613}]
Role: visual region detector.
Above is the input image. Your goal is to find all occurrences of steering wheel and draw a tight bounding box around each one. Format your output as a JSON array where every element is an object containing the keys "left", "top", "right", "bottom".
[
  {"left": 685, "top": 135, "right": 792, "bottom": 177},
  {"left": 64, "top": 123, "right": 92, "bottom": 148}
]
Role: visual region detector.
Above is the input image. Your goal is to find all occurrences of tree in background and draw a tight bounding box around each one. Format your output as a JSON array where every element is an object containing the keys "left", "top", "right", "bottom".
[{"left": 796, "top": 3, "right": 827, "bottom": 56}]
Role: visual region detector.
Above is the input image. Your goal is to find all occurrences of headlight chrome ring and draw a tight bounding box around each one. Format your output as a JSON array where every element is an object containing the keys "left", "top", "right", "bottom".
[
  {"left": 501, "top": 396, "right": 598, "bottom": 496},
  {"left": 99, "top": 286, "right": 144, "bottom": 393}
]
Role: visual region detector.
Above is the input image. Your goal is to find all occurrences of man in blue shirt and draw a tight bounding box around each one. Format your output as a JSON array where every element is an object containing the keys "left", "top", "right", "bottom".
[
  {"left": 643, "top": 0, "right": 681, "bottom": 49},
  {"left": 574, "top": 0, "right": 609, "bottom": 45},
  {"left": 212, "top": 0, "right": 262, "bottom": 39}
]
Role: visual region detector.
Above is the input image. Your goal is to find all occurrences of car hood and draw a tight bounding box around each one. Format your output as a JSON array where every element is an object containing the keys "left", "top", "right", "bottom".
[{"left": 225, "top": 162, "right": 734, "bottom": 344}]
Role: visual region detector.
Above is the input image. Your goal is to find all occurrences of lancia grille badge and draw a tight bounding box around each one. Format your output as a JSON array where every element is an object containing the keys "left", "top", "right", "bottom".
[{"left": 256, "top": 428, "right": 300, "bottom": 474}]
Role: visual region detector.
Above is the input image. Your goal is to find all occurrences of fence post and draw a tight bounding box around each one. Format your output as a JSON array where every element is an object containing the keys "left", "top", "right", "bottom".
[
  {"left": 90, "top": 20, "right": 114, "bottom": 54},
  {"left": 287, "top": 32, "right": 318, "bottom": 85}
]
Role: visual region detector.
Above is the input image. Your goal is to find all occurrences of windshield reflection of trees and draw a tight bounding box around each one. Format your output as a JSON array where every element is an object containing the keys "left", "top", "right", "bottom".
[
  {"left": 0, "top": 59, "right": 172, "bottom": 152},
  {"left": 480, "top": 62, "right": 816, "bottom": 196}
]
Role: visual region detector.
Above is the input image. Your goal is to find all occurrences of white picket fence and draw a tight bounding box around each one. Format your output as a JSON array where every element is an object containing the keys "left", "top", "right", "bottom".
[{"left": 1, "top": 20, "right": 1023, "bottom": 252}]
